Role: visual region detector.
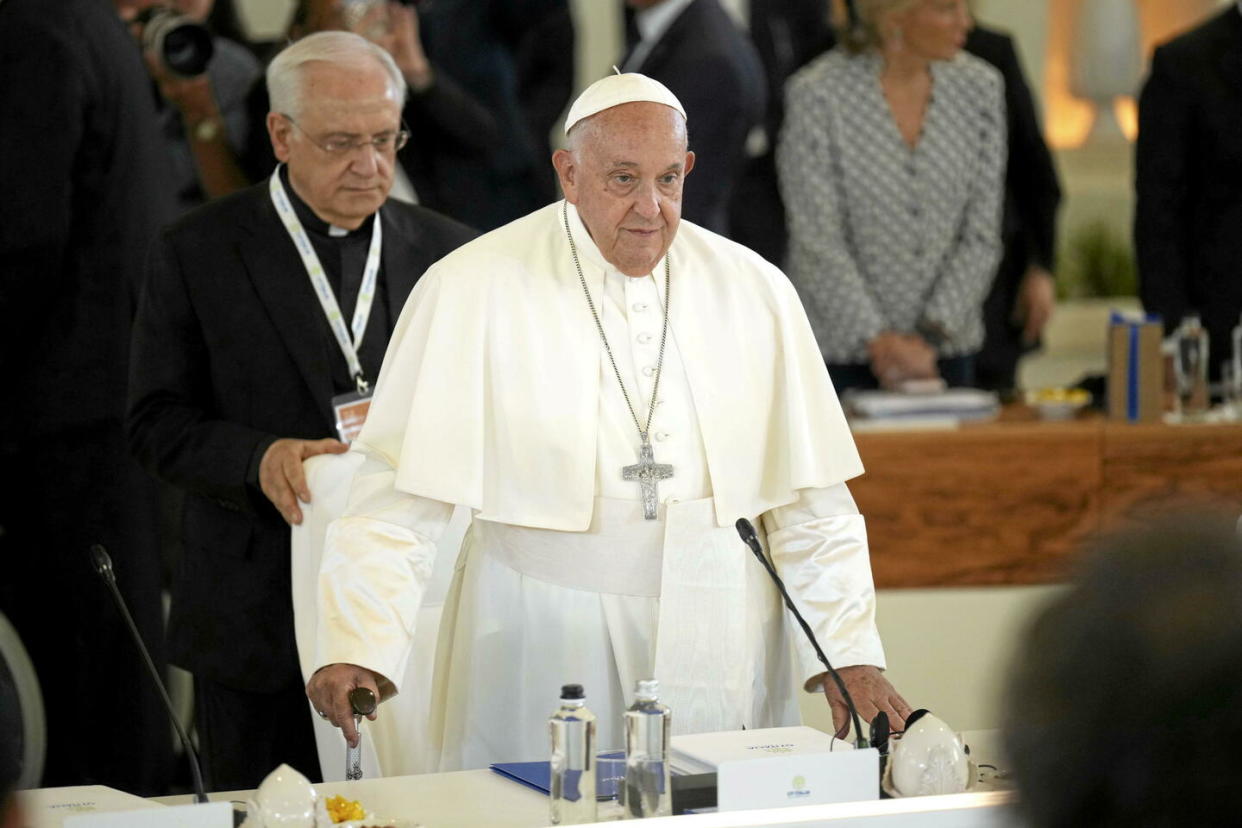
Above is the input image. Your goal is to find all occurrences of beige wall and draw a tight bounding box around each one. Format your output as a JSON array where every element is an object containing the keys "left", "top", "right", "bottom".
[{"left": 798, "top": 585, "right": 1065, "bottom": 735}]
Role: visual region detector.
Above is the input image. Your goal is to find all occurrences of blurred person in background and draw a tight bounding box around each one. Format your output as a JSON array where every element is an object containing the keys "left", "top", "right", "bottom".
[
  {"left": 1136, "top": 3, "right": 1242, "bottom": 382},
  {"left": 621, "top": 0, "right": 766, "bottom": 237},
  {"left": 117, "top": 0, "right": 263, "bottom": 217},
  {"left": 414, "top": 0, "right": 574, "bottom": 229},
  {"left": 1005, "top": 513, "right": 1242, "bottom": 827},
  {"left": 729, "top": 0, "right": 838, "bottom": 267},
  {"left": 965, "top": 21, "right": 1061, "bottom": 398},
  {"left": 515, "top": 2, "right": 577, "bottom": 205},
  {"left": 0, "top": 0, "right": 173, "bottom": 794},
  {"left": 779, "top": 0, "right": 1004, "bottom": 392}
]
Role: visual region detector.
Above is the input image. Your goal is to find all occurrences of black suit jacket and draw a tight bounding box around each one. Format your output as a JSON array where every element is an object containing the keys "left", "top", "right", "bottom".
[
  {"left": 629, "top": 0, "right": 766, "bottom": 235},
  {"left": 127, "top": 184, "right": 475, "bottom": 693},
  {"left": 0, "top": 0, "right": 175, "bottom": 792},
  {"left": 965, "top": 26, "right": 1062, "bottom": 389},
  {"left": 729, "top": 0, "right": 835, "bottom": 264},
  {"left": 1136, "top": 7, "right": 1242, "bottom": 377},
  {"left": 417, "top": 0, "right": 570, "bottom": 230}
]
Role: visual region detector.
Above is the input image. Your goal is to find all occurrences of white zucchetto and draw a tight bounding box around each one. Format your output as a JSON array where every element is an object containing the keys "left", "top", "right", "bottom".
[{"left": 563, "top": 72, "right": 687, "bottom": 134}]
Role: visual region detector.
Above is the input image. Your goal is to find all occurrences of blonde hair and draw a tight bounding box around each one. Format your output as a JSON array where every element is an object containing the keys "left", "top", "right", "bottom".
[{"left": 845, "top": 0, "right": 921, "bottom": 54}]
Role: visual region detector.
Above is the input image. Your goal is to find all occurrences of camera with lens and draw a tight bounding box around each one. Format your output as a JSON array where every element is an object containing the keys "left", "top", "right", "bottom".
[{"left": 135, "top": 6, "right": 215, "bottom": 77}]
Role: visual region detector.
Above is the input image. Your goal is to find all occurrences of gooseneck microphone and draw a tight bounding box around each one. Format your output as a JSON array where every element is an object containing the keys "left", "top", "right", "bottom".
[
  {"left": 90, "top": 544, "right": 209, "bottom": 804},
  {"left": 734, "top": 519, "right": 868, "bottom": 750}
]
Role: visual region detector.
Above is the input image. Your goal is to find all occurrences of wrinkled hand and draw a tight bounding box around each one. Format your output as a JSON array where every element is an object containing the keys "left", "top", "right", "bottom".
[
  {"left": 259, "top": 437, "right": 348, "bottom": 525},
  {"left": 1013, "top": 266, "right": 1056, "bottom": 345},
  {"left": 868, "top": 332, "right": 938, "bottom": 389},
  {"left": 306, "top": 664, "right": 385, "bottom": 748},
  {"left": 384, "top": 2, "right": 433, "bottom": 91},
  {"left": 818, "top": 665, "right": 912, "bottom": 740}
]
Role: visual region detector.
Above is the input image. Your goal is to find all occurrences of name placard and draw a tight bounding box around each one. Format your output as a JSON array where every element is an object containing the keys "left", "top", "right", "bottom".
[
  {"left": 64, "top": 801, "right": 232, "bottom": 827},
  {"left": 717, "top": 747, "right": 880, "bottom": 812}
]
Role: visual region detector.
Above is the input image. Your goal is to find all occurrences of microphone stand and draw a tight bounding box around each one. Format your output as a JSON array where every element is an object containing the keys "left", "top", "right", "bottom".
[
  {"left": 734, "top": 519, "right": 869, "bottom": 750},
  {"left": 90, "top": 544, "right": 209, "bottom": 804}
]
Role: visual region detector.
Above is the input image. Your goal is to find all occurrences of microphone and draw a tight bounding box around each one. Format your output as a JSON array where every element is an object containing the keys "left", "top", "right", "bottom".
[
  {"left": 90, "top": 544, "right": 209, "bottom": 804},
  {"left": 734, "top": 519, "right": 868, "bottom": 750}
]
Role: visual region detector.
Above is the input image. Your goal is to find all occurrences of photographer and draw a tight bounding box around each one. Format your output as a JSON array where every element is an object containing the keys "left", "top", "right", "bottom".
[{"left": 119, "top": 0, "right": 261, "bottom": 215}]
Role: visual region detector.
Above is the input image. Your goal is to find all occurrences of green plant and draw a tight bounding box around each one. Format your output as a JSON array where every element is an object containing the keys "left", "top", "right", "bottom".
[{"left": 1056, "top": 220, "right": 1137, "bottom": 299}]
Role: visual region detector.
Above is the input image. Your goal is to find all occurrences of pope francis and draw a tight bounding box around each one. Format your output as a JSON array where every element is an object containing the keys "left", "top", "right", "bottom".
[{"left": 307, "top": 73, "right": 910, "bottom": 769}]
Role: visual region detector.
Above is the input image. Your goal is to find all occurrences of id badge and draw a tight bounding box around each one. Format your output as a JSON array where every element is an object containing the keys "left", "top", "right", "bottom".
[{"left": 331, "top": 389, "right": 373, "bottom": 443}]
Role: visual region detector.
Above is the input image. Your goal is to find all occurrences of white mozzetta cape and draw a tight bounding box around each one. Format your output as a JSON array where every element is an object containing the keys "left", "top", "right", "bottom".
[{"left": 359, "top": 201, "right": 864, "bottom": 529}]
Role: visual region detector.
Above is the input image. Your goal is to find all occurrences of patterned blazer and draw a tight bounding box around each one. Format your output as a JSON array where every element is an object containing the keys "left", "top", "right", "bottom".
[{"left": 778, "top": 49, "right": 1006, "bottom": 364}]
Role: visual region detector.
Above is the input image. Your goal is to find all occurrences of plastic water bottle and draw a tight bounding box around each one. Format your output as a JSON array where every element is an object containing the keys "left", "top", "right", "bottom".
[
  {"left": 623, "top": 678, "right": 672, "bottom": 819},
  {"left": 549, "top": 683, "right": 597, "bottom": 825},
  {"left": 1174, "top": 314, "right": 1209, "bottom": 418}
]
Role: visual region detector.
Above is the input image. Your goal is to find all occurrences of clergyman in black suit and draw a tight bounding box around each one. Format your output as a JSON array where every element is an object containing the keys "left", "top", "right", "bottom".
[
  {"left": 1136, "top": 4, "right": 1242, "bottom": 380},
  {"left": 127, "top": 31, "right": 475, "bottom": 791},
  {"left": 966, "top": 23, "right": 1062, "bottom": 395},
  {"left": 622, "top": 0, "right": 766, "bottom": 236}
]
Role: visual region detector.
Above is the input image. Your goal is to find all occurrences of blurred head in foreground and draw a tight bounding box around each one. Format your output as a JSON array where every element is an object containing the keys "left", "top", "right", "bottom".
[{"left": 1004, "top": 513, "right": 1242, "bottom": 828}]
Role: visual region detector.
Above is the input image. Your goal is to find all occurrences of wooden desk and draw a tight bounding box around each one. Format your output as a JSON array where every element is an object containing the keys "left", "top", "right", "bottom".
[{"left": 850, "top": 417, "right": 1242, "bottom": 588}]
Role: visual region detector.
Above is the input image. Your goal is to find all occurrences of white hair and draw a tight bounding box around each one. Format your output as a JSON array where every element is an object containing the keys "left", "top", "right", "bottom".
[{"left": 266, "top": 30, "right": 407, "bottom": 119}]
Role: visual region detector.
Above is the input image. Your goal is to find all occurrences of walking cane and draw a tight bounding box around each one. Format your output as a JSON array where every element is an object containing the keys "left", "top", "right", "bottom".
[{"left": 346, "top": 687, "right": 377, "bottom": 781}]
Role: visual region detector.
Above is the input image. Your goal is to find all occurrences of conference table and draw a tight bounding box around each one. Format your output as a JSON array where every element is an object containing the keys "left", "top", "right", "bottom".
[
  {"left": 848, "top": 411, "right": 1242, "bottom": 589},
  {"left": 150, "top": 778, "right": 1012, "bottom": 828},
  {"left": 19, "top": 734, "right": 1015, "bottom": 827},
  {"left": 146, "top": 729, "right": 1015, "bottom": 827}
]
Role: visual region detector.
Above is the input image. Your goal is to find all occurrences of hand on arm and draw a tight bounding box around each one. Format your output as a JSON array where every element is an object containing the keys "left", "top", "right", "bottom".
[
  {"left": 259, "top": 437, "right": 349, "bottom": 525},
  {"left": 815, "top": 664, "right": 912, "bottom": 739},
  {"left": 306, "top": 663, "right": 393, "bottom": 748}
]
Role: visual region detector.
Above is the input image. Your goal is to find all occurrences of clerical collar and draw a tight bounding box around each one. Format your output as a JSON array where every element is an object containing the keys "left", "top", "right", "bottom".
[
  {"left": 278, "top": 166, "right": 373, "bottom": 239},
  {"left": 635, "top": 0, "right": 695, "bottom": 46}
]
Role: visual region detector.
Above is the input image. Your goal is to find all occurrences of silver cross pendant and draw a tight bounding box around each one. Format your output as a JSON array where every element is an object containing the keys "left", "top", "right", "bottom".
[{"left": 623, "top": 438, "right": 675, "bottom": 520}]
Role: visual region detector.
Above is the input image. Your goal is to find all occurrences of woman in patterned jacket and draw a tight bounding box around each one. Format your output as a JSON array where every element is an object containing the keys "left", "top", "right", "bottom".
[{"left": 778, "top": 0, "right": 1005, "bottom": 391}]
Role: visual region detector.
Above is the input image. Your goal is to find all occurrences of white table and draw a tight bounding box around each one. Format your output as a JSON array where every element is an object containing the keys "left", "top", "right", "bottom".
[{"left": 26, "top": 732, "right": 1015, "bottom": 828}]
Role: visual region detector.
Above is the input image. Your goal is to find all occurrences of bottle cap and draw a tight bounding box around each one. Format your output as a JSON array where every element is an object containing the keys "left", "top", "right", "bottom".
[
  {"left": 560, "top": 683, "right": 585, "bottom": 700},
  {"left": 635, "top": 678, "right": 660, "bottom": 701}
]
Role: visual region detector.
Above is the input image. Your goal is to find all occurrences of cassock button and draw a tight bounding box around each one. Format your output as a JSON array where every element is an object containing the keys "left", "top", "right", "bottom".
[
  {"left": 655, "top": 431, "right": 670, "bottom": 442},
  {"left": 633, "top": 302, "right": 649, "bottom": 312},
  {"left": 637, "top": 332, "right": 653, "bottom": 344},
  {"left": 642, "top": 366, "right": 655, "bottom": 377}
]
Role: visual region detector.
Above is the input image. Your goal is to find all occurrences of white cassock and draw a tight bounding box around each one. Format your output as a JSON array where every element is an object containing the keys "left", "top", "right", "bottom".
[{"left": 317, "top": 201, "right": 886, "bottom": 770}]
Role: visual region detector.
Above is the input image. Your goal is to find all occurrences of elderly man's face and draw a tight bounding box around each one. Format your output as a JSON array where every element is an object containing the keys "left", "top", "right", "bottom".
[
  {"left": 267, "top": 59, "right": 400, "bottom": 229},
  {"left": 553, "top": 102, "right": 694, "bottom": 277}
]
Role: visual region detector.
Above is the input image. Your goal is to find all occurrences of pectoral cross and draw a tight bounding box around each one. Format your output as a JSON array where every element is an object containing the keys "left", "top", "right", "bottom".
[{"left": 623, "top": 438, "right": 674, "bottom": 520}]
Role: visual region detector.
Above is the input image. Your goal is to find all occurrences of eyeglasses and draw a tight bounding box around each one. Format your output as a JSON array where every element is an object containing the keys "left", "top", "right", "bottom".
[{"left": 281, "top": 114, "right": 410, "bottom": 156}]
